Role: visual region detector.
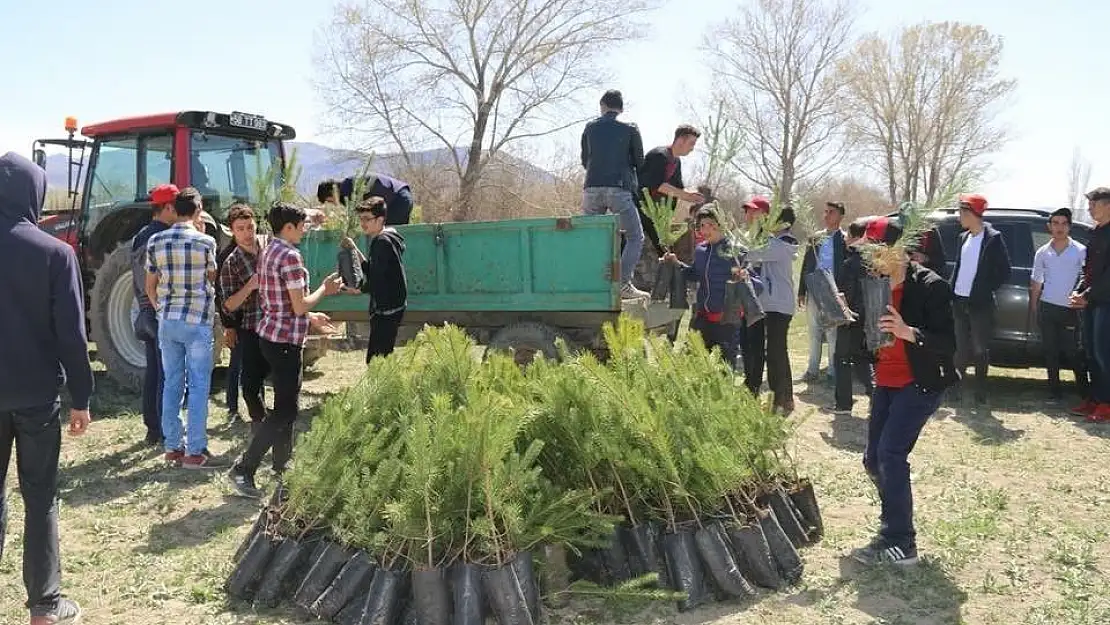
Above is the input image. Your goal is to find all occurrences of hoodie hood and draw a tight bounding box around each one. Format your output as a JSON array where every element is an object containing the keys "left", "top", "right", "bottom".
[
  {"left": 379, "top": 226, "right": 406, "bottom": 253},
  {"left": 0, "top": 152, "right": 48, "bottom": 224}
]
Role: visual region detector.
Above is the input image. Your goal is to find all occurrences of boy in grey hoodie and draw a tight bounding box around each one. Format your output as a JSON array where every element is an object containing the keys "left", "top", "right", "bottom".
[{"left": 742, "top": 197, "right": 800, "bottom": 413}]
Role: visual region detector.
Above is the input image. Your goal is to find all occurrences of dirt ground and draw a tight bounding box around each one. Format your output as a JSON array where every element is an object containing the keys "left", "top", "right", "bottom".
[{"left": 1, "top": 325, "right": 1108, "bottom": 625}]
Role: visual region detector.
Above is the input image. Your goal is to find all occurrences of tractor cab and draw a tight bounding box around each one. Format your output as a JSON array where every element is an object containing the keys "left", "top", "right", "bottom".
[{"left": 32, "top": 111, "right": 297, "bottom": 392}]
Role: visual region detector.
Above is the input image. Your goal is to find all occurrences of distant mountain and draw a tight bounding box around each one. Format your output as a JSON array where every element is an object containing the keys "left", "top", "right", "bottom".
[{"left": 43, "top": 141, "right": 555, "bottom": 196}]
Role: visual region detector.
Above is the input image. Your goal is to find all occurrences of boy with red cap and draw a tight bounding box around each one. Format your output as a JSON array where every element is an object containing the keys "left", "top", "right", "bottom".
[
  {"left": 1069, "top": 187, "right": 1110, "bottom": 421},
  {"left": 130, "top": 184, "right": 180, "bottom": 445},
  {"left": 850, "top": 216, "right": 957, "bottom": 566},
  {"left": 947, "top": 193, "right": 1011, "bottom": 406}
]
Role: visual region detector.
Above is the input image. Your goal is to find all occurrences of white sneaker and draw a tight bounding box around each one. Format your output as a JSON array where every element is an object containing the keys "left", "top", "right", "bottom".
[{"left": 620, "top": 282, "right": 650, "bottom": 300}]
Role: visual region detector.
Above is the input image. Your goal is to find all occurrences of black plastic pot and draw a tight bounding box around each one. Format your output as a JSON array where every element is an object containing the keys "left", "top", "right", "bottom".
[
  {"left": 805, "top": 269, "right": 855, "bottom": 328},
  {"left": 293, "top": 541, "right": 353, "bottom": 612},
  {"left": 725, "top": 521, "right": 783, "bottom": 590},
  {"left": 789, "top": 479, "right": 824, "bottom": 540},
  {"left": 862, "top": 275, "right": 894, "bottom": 351},
  {"left": 601, "top": 529, "right": 632, "bottom": 584},
  {"left": 759, "top": 508, "right": 803, "bottom": 585},
  {"left": 337, "top": 247, "right": 364, "bottom": 289},
  {"left": 254, "top": 537, "right": 310, "bottom": 608},
  {"left": 693, "top": 522, "right": 756, "bottom": 599},
  {"left": 483, "top": 551, "right": 540, "bottom": 625},
  {"left": 724, "top": 278, "right": 765, "bottom": 326},
  {"left": 762, "top": 488, "right": 810, "bottom": 548},
  {"left": 669, "top": 265, "right": 688, "bottom": 309},
  {"left": 652, "top": 262, "right": 675, "bottom": 301},
  {"left": 226, "top": 531, "right": 277, "bottom": 601},
  {"left": 660, "top": 529, "right": 710, "bottom": 612},
  {"left": 451, "top": 561, "right": 486, "bottom": 625},
  {"left": 337, "top": 566, "right": 410, "bottom": 625},
  {"left": 623, "top": 522, "right": 664, "bottom": 583},
  {"left": 567, "top": 548, "right": 605, "bottom": 584},
  {"left": 412, "top": 568, "right": 451, "bottom": 625},
  {"left": 315, "top": 550, "right": 377, "bottom": 620},
  {"left": 233, "top": 509, "right": 267, "bottom": 564}
]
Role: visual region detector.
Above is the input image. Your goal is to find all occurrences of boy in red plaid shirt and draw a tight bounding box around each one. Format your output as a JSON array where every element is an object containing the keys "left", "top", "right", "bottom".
[{"left": 228, "top": 203, "right": 341, "bottom": 498}]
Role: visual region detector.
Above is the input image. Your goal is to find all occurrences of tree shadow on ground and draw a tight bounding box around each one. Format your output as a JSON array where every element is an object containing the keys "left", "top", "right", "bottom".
[{"left": 837, "top": 556, "right": 968, "bottom": 625}]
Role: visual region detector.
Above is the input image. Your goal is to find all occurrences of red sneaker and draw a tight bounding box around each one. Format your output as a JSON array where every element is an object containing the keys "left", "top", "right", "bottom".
[
  {"left": 164, "top": 449, "right": 185, "bottom": 465},
  {"left": 182, "top": 454, "right": 227, "bottom": 470},
  {"left": 1086, "top": 404, "right": 1110, "bottom": 423},
  {"left": 1071, "top": 400, "right": 1097, "bottom": 417}
]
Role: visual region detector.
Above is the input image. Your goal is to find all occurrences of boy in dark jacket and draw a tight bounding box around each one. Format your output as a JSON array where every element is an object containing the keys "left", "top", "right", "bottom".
[
  {"left": 849, "top": 217, "right": 958, "bottom": 567},
  {"left": 1070, "top": 187, "right": 1110, "bottom": 421},
  {"left": 831, "top": 218, "right": 875, "bottom": 414},
  {"left": 948, "top": 193, "right": 1010, "bottom": 405},
  {"left": 1, "top": 152, "right": 92, "bottom": 624},
  {"left": 342, "top": 197, "right": 408, "bottom": 361},
  {"left": 663, "top": 206, "right": 762, "bottom": 369}
]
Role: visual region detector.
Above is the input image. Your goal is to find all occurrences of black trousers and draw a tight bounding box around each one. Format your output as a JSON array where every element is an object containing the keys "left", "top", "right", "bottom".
[
  {"left": 1039, "top": 302, "right": 1088, "bottom": 397},
  {"left": 765, "top": 312, "right": 795, "bottom": 409},
  {"left": 385, "top": 188, "right": 415, "bottom": 225},
  {"left": 366, "top": 311, "right": 405, "bottom": 363},
  {"left": 834, "top": 325, "right": 875, "bottom": 410},
  {"left": 743, "top": 318, "right": 766, "bottom": 397},
  {"left": 952, "top": 297, "right": 993, "bottom": 399},
  {"left": 134, "top": 309, "right": 163, "bottom": 440},
  {"left": 690, "top": 315, "right": 739, "bottom": 368},
  {"left": 237, "top": 339, "right": 302, "bottom": 477},
  {"left": 238, "top": 328, "right": 270, "bottom": 422},
  {"left": 0, "top": 400, "right": 63, "bottom": 615}
]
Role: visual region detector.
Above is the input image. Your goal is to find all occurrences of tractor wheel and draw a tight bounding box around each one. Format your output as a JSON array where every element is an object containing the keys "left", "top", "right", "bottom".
[
  {"left": 90, "top": 245, "right": 146, "bottom": 392},
  {"left": 488, "top": 322, "right": 568, "bottom": 365},
  {"left": 90, "top": 244, "right": 224, "bottom": 393}
]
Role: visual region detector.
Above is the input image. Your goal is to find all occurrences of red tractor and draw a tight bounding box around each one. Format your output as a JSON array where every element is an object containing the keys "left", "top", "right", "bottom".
[{"left": 33, "top": 111, "right": 298, "bottom": 392}]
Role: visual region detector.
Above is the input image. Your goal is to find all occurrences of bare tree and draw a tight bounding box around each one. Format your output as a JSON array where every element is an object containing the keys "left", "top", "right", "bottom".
[
  {"left": 317, "top": 0, "right": 654, "bottom": 221},
  {"left": 683, "top": 96, "right": 749, "bottom": 207},
  {"left": 703, "top": 0, "right": 856, "bottom": 202},
  {"left": 838, "top": 22, "right": 1015, "bottom": 206},
  {"left": 795, "top": 175, "right": 889, "bottom": 220},
  {"left": 1067, "top": 147, "right": 1092, "bottom": 221}
]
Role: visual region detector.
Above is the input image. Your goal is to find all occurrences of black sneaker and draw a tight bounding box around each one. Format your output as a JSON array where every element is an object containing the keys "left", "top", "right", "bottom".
[
  {"left": 228, "top": 469, "right": 263, "bottom": 499},
  {"left": 850, "top": 538, "right": 919, "bottom": 566},
  {"left": 31, "top": 597, "right": 81, "bottom": 624}
]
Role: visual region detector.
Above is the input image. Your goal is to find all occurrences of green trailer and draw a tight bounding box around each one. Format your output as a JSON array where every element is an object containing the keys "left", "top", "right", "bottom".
[{"left": 301, "top": 214, "right": 684, "bottom": 361}]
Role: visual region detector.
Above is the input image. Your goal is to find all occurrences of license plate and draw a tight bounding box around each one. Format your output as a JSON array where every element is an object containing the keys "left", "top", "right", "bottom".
[{"left": 229, "top": 112, "right": 268, "bottom": 131}]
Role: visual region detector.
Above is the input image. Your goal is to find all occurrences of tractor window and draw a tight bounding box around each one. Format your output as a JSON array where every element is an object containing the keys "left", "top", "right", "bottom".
[
  {"left": 86, "top": 135, "right": 173, "bottom": 234},
  {"left": 189, "top": 132, "right": 282, "bottom": 222}
]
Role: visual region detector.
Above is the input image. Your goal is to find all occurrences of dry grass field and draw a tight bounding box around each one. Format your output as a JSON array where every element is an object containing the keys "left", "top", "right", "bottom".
[{"left": 1, "top": 322, "right": 1108, "bottom": 624}]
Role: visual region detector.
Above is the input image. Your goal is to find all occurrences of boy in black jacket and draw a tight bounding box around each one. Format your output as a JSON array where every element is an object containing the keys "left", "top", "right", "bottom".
[
  {"left": 830, "top": 217, "right": 875, "bottom": 414},
  {"left": 850, "top": 217, "right": 958, "bottom": 567},
  {"left": 341, "top": 197, "right": 408, "bottom": 361},
  {"left": 948, "top": 193, "right": 1011, "bottom": 405}
]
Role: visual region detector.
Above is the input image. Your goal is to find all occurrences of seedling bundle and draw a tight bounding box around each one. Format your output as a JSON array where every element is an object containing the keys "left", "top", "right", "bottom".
[{"left": 226, "top": 318, "right": 824, "bottom": 623}]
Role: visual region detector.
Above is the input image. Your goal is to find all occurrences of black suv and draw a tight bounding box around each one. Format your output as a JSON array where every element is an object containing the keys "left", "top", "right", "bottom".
[{"left": 924, "top": 208, "right": 1092, "bottom": 368}]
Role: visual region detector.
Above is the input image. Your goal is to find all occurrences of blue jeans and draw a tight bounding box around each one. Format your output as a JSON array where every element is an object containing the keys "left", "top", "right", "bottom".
[
  {"left": 225, "top": 340, "right": 243, "bottom": 414},
  {"left": 582, "top": 187, "right": 643, "bottom": 284},
  {"left": 159, "top": 319, "right": 214, "bottom": 455},
  {"left": 1084, "top": 304, "right": 1110, "bottom": 403},
  {"left": 864, "top": 385, "right": 943, "bottom": 550}
]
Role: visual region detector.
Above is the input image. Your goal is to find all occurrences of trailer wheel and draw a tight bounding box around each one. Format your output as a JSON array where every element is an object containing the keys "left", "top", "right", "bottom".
[{"left": 488, "top": 323, "right": 568, "bottom": 365}]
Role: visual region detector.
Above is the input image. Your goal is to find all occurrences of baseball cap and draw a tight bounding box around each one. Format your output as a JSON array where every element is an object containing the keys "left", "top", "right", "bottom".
[
  {"left": 1085, "top": 186, "right": 1110, "bottom": 203},
  {"left": 864, "top": 216, "right": 904, "bottom": 246},
  {"left": 150, "top": 184, "right": 180, "bottom": 206},
  {"left": 958, "top": 193, "right": 988, "bottom": 217},
  {"left": 743, "top": 196, "right": 771, "bottom": 213}
]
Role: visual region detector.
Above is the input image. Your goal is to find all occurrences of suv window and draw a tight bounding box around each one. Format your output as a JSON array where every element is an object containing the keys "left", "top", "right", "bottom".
[
  {"left": 86, "top": 134, "right": 174, "bottom": 234},
  {"left": 935, "top": 219, "right": 1033, "bottom": 269},
  {"left": 1033, "top": 224, "right": 1092, "bottom": 251}
]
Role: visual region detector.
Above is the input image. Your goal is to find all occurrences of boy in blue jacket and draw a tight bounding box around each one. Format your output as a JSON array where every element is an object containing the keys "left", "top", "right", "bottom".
[{"left": 664, "top": 206, "right": 761, "bottom": 370}]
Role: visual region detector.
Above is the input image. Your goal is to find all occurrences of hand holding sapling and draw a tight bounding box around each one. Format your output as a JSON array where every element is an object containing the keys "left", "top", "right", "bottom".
[{"left": 878, "top": 305, "right": 915, "bottom": 342}]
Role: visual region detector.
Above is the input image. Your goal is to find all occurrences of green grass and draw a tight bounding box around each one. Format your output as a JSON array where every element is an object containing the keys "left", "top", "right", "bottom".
[{"left": 1, "top": 321, "right": 1109, "bottom": 624}]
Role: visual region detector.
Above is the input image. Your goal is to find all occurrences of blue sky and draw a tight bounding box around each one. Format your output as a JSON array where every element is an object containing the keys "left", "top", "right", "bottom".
[{"left": 1, "top": 0, "right": 1105, "bottom": 208}]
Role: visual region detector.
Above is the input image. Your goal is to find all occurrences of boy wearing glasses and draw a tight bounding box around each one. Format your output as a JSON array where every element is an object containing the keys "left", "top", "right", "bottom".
[{"left": 340, "top": 197, "right": 408, "bottom": 361}]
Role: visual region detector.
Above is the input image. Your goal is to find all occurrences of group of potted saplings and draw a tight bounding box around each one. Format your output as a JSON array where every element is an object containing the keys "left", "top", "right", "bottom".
[{"left": 223, "top": 311, "right": 826, "bottom": 624}]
